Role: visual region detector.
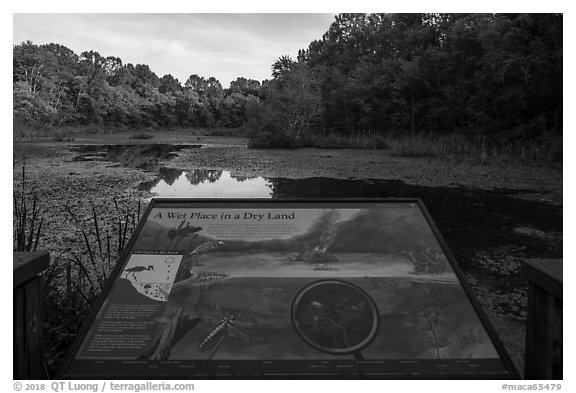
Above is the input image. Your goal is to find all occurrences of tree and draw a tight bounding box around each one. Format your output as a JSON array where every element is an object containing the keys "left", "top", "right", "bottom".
[
  {"left": 250, "top": 60, "right": 321, "bottom": 146},
  {"left": 77, "top": 50, "right": 108, "bottom": 124},
  {"left": 219, "top": 93, "right": 260, "bottom": 127},
  {"left": 13, "top": 14, "right": 562, "bottom": 141},
  {"left": 228, "top": 77, "right": 261, "bottom": 97},
  {"left": 159, "top": 74, "right": 183, "bottom": 95},
  {"left": 185, "top": 74, "right": 207, "bottom": 94},
  {"left": 271, "top": 55, "right": 296, "bottom": 80},
  {"left": 396, "top": 58, "right": 428, "bottom": 135},
  {"left": 13, "top": 42, "right": 78, "bottom": 125}
]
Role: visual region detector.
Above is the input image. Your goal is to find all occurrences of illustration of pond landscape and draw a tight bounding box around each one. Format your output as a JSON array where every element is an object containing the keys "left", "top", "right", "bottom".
[{"left": 71, "top": 202, "right": 507, "bottom": 376}]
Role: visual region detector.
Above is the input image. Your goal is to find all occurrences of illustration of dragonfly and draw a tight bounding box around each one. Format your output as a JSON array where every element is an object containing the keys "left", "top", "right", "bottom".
[{"left": 200, "top": 303, "right": 254, "bottom": 359}]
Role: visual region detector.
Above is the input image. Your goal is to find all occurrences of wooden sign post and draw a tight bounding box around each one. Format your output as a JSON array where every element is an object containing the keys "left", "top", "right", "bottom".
[
  {"left": 523, "top": 259, "right": 562, "bottom": 379},
  {"left": 14, "top": 251, "right": 49, "bottom": 379}
]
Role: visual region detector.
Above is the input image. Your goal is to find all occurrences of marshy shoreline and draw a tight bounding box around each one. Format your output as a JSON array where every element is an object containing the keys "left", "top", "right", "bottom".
[{"left": 13, "top": 131, "right": 563, "bottom": 376}]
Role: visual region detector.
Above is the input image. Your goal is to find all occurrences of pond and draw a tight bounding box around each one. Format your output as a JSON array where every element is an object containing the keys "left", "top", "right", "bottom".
[{"left": 71, "top": 143, "right": 562, "bottom": 277}]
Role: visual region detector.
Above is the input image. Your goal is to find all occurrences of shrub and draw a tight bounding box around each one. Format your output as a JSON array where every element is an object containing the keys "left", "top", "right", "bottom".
[
  {"left": 13, "top": 118, "right": 40, "bottom": 141},
  {"left": 129, "top": 132, "right": 154, "bottom": 140},
  {"left": 204, "top": 126, "right": 248, "bottom": 137},
  {"left": 84, "top": 123, "right": 107, "bottom": 134},
  {"left": 248, "top": 129, "right": 300, "bottom": 149},
  {"left": 312, "top": 133, "right": 390, "bottom": 149},
  {"left": 53, "top": 129, "right": 75, "bottom": 141}
]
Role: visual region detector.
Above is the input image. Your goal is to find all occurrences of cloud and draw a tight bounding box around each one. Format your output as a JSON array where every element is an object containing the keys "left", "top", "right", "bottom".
[{"left": 13, "top": 13, "right": 335, "bottom": 87}]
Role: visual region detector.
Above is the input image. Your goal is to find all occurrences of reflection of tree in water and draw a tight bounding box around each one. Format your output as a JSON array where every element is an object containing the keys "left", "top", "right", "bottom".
[
  {"left": 104, "top": 145, "right": 182, "bottom": 171},
  {"left": 137, "top": 167, "right": 182, "bottom": 191},
  {"left": 158, "top": 167, "right": 184, "bottom": 186},
  {"left": 138, "top": 168, "right": 226, "bottom": 193},
  {"left": 185, "top": 169, "right": 223, "bottom": 185},
  {"left": 230, "top": 174, "right": 258, "bottom": 182}
]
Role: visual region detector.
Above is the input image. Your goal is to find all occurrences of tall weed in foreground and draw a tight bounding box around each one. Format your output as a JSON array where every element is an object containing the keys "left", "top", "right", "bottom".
[
  {"left": 13, "top": 163, "right": 44, "bottom": 251},
  {"left": 12, "top": 162, "right": 145, "bottom": 376},
  {"left": 42, "top": 197, "right": 144, "bottom": 377}
]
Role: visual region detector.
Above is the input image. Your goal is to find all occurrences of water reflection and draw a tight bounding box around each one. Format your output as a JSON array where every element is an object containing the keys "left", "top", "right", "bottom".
[
  {"left": 139, "top": 168, "right": 273, "bottom": 198},
  {"left": 72, "top": 144, "right": 201, "bottom": 171}
]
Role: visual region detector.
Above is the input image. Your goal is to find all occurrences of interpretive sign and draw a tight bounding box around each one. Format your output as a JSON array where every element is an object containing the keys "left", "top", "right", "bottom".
[{"left": 61, "top": 199, "right": 518, "bottom": 379}]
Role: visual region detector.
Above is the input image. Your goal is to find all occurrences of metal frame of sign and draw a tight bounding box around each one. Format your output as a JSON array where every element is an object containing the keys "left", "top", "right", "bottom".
[{"left": 59, "top": 198, "right": 519, "bottom": 379}]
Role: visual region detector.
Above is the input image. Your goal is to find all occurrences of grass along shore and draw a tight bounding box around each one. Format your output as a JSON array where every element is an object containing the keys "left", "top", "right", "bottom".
[{"left": 14, "top": 122, "right": 562, "bottom": 169}]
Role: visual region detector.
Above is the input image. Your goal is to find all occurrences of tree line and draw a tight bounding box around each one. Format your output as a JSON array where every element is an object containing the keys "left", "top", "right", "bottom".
[
  {"left": 14, "top": 13, "right": 562, "bottom": 148},
  {"left": 249, "top": 13, "right": 562, "bottom": 147},
  {"left": 13, "top": 42, "right": 262, "bottom": 129}
]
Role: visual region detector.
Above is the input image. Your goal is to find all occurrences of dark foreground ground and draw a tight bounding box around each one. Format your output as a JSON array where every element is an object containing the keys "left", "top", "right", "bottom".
[{"left": 13, "top": 131, "right": 563, "bottom": 376}]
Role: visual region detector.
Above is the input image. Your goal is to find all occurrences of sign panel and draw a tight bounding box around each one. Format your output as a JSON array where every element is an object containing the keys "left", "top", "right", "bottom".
[{"left": 61, "top": 199, "right": 518, "bottom": 378}]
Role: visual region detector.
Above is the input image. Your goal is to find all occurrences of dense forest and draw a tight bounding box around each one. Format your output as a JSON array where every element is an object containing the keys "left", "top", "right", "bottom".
[{"left": 13, "top": 13, "right": 562, "bottom": 150}]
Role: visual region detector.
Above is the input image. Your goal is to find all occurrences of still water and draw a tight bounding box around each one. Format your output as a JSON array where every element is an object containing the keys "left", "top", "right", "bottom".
[{"left": 138, "top": 168, "right": 273, "bottom": 198}]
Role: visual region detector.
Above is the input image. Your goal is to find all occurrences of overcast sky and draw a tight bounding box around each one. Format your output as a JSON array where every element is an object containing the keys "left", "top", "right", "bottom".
[{"left": 13, "top": 13, "right": 336, "bottom": 88}]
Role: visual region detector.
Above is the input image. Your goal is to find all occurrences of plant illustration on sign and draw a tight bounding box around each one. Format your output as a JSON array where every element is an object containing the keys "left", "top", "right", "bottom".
[
  {"left": 187, "top": 240, "right": 225, "bottom": 267},
  {"left": 193, "top": 272, "right": 229, "bottom": 308}
]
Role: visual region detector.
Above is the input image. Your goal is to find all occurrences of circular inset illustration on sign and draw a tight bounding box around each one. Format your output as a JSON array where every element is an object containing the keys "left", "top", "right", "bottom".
[{"left": 291, "top": 279, "right": 379, "bottom": 356}]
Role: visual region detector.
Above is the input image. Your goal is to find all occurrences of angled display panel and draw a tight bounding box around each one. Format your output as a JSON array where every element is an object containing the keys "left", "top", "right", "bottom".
[{"left": 61, "top": 199, "right": 518, "bottom": 379}]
